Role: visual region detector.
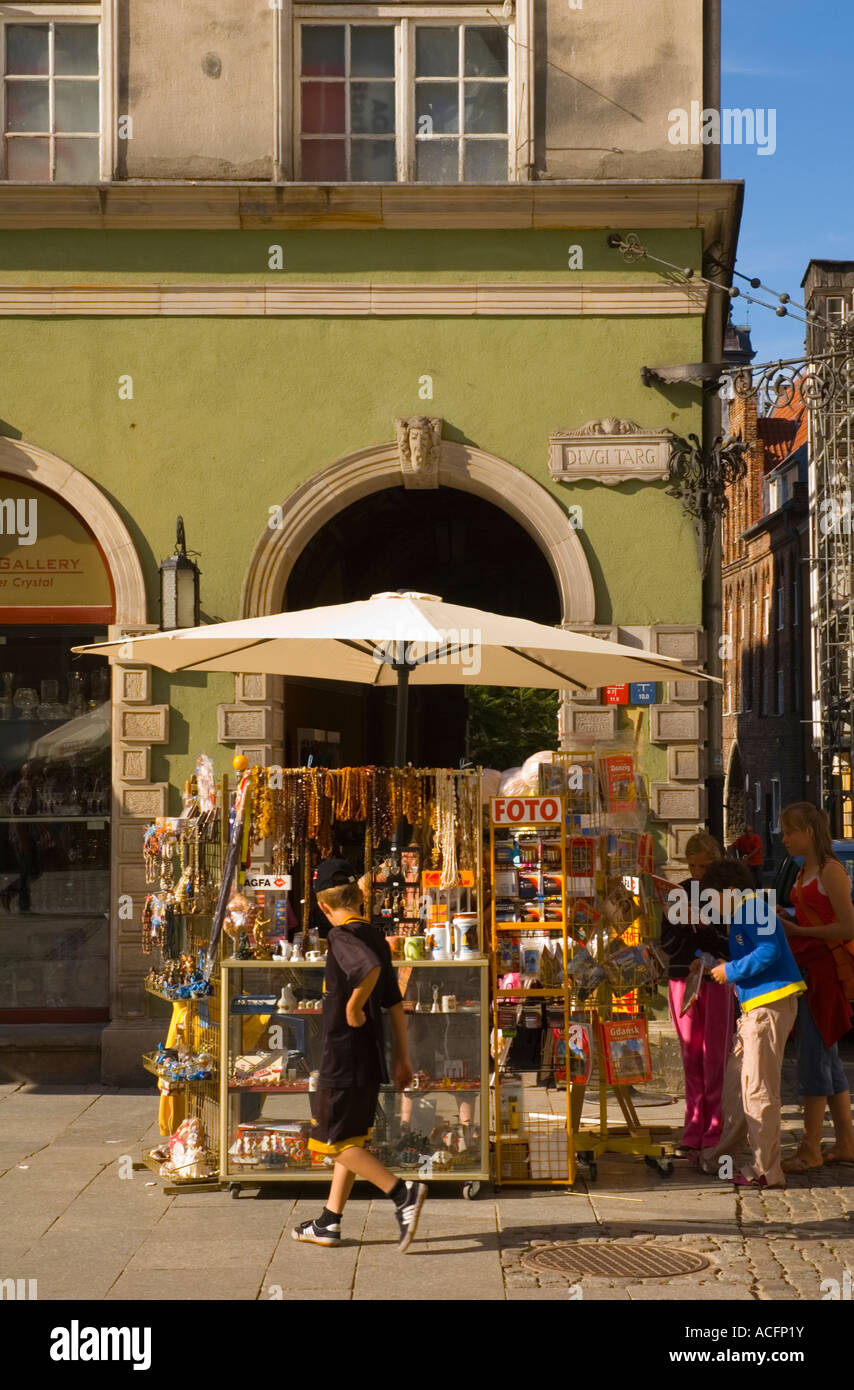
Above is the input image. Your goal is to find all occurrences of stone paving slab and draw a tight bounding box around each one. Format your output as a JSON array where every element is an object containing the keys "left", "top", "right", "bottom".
[
  {"left": 2, "top": 1087, "right": 854, "bottom": 1302},
  {"left": 105, "top": 1270, "right": 268, "bottom": 1301},
  {"left": 128, "top": 1234, "right": 280, "bottom": 1271}
]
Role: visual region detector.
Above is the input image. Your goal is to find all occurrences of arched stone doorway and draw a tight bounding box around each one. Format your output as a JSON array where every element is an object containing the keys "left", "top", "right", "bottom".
[
  {"left": 0, "top": 438, "right": 160, "bottom": 1084},
  {"left": 226, "top": 439, "right": 596, "bottom": 767}
]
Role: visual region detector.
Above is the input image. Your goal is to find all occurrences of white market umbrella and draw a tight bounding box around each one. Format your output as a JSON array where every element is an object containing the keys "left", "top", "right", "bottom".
[
  {"left": 31, "top": 701, "right": 110, "bottom": 762},
  {"left": 73, "top": 591, "right": 718, "bottom": 763}
]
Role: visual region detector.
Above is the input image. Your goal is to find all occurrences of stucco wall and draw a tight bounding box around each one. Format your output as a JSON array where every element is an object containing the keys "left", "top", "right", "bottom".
[
  {"left": 0, "top": 226, "right": 704, "bottom": 794},
  {"left": 122, "top": 0, "right": 274, "bottom": 180},
  {"left": 543, "top": 0, "right": 705, "bottom": 178}
]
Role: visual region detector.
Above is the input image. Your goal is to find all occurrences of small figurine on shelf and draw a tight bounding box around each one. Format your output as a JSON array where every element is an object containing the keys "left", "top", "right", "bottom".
[{"left": 431, "top": 985, "right": 440, "bottom": 1014}]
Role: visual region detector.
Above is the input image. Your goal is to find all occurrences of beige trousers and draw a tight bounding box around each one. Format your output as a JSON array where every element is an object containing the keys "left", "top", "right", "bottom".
[{"left": 712, "top": 992, "right": 798, "bottom": 1186}]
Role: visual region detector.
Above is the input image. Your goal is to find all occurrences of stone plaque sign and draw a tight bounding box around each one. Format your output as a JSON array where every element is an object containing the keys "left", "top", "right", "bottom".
[{"left": 549, "top": 419, "right": 673, "bottom": 485}]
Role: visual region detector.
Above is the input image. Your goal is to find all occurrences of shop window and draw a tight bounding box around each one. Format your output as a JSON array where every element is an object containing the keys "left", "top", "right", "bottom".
[
  {"left": 2, "top": 17, "right": 102, "bottom": 182},
  {"left": 771, "top": 778, "right": 781, "bottom": 832},
  {"left": 295, "top": 12, "right": 524, "bottom": 181},
  {"left": 0, "top": 626, "right": 110, "bottom": 1021}
]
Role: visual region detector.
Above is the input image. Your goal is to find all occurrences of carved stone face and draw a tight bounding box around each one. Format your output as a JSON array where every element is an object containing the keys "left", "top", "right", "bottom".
[{"left": 409, "top": 422, "right": 429, "bottom": 469}]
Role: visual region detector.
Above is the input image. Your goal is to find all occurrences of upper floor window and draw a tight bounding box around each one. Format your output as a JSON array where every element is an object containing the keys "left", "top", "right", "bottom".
[
  {"left": 2, "top": 17, "right": 100, "bottom": 181},
  {"left": 296, "top": 14, "right": 518, "bottom": 182}
]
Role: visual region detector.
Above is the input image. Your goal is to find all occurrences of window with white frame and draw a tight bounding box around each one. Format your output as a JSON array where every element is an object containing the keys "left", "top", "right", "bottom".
[
  {"left": 777, "top": 666, "right": 784, "bottom": 714},
  {"left": 776, "top": 579, "right": 785, "bottom": 629},
  {"left": 826, "top": 295, "right": 847, "bottom": 327},
  {"left": 295, "top": 10, "right": 524, "bottom": 182},
  {"left": 763, "top": 593, "right": 771, "bottom": 638},
  {"left": 771, "top": 778, "right": 781, "bottom": 832},
  {"left": 1, "top": 12, "right": 101, "bottom": 182}
]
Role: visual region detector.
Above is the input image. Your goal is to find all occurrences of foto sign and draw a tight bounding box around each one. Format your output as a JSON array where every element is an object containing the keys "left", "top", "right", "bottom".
[
  {"left": 244, "top": 872, "right": 293, "bottom": 892},
  {"left": 491, "top": 796, "right": 563, "bottom": 825}
]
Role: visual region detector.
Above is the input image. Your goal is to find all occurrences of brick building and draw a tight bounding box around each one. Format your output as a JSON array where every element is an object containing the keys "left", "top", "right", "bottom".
[{"left": 722, "top": 366, "right": 815, "bottom": 865}]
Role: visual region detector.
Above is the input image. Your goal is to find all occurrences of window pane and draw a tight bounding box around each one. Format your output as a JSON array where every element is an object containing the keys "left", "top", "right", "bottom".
[
  {"left": 465, "top": 27, "right": 508, "bottom": 77},
  {"left": 301, "top": 139, "right": 346, "bottom": 180},
  {"left": 5, "top": 82, "right": 49, "bottom": 133},
  {"left": 55, "top": 137, "right": 100, "bottom": 182},
  {"left": 301, "top": 27, "right": 345, "bottom": 77},
  {"left": 464, "top": 82, "right": 507, "bottom": 134},
  {"left": 301, "top": 82, "right": 345, "bottom": 135},
  {"left": 6, "top": 25, "right": 49, "bottom": 76},
  {"left": 351, "top": 139, "right": 396, "bottom": 182},
  {"left": 54, "top": 25, "right": 99, "bottom": 76},
  {"left": 463, "top": 138, "right": 507, "bottom": 180},
  {"left": 351, "top": 81, "right": 395, "bottom": 135},
  {"left": 5, "top": 136, "right": 50, "bottom": 179},
  {"left": 415, "top": 27, "right": 458, "bottom": 77},
  {"left": 351, "top": 27, "right": 394, "bottom": 78},
  {"left": 415, "top": 139, "right": 459, "bottom": 182},
  {"left": 55, "top": 81, "right": 100, "bottom": 134},
  {"left": 416, "top": 83, "right": 459, "bottom": 135}
]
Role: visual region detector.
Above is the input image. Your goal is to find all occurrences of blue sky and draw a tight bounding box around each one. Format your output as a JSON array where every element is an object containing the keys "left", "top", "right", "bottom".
[{"left": 721, "top": 0, "right": 853, "bottom": 366}]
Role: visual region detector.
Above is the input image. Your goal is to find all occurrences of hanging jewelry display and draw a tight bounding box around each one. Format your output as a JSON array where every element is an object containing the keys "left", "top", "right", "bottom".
[{"left": 435, "top": 769, "right": 458, "bottom": 889}]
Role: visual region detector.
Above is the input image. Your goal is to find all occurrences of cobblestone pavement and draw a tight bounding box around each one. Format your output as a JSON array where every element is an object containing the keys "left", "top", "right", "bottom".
[{"left": 1, "top": 1061, "right": 853, "bottom": 1303}]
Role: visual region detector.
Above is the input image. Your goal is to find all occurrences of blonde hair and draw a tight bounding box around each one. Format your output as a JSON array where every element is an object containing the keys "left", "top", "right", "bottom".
[
  {"left": 316, "top": 881, "right": 363, "bottom": 912},
  {"left": 684, "top": 832, "right": 723, "bottom": 861},
  {"left": 780, "top": 801, "right": 837, "bottom": 868}
]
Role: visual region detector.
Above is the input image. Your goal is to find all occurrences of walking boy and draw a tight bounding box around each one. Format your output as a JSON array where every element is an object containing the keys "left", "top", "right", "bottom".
[
  {"left": 292, "top": 858, "right": 427, "bottom": 1251},
  {"left": 699, "top": 858, "right": 805, "bottom": 1188}
]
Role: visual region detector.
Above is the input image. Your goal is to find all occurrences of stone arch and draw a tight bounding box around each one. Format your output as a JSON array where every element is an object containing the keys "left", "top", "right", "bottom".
[
  {"left": 241, "top": 439, "right": 595, "bottom": 622},
  {"left": 0, "top": 438, "right": 160, "bottom": 1084},
  {"left": 0, "top": 436, "right": 147, "bottom": 623}
]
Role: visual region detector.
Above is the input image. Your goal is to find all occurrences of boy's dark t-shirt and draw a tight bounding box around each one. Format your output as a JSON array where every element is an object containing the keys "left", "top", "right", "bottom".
[{"left": 319, "top": 917, "right": 403, "bottom": 1088}]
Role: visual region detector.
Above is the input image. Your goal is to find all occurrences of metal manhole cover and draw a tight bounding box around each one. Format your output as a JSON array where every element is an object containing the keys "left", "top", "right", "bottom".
[{"left": 522, "top": 1242, "right": 710, "bottom": 1280}]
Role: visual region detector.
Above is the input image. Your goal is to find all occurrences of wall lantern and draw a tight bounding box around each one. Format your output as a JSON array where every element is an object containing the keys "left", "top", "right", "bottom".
[{"left": 159, "top": 516, "right": 200, "bottom": 631}]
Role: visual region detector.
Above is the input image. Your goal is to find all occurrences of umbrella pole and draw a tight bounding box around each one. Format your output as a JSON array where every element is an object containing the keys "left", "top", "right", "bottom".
[{"left": 393, "top": 663, "right": 410, "bottom": 766}]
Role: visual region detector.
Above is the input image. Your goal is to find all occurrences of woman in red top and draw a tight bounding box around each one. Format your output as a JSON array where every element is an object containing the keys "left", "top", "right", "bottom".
[{"left": 778, "top": 803, "right": 854, "bottom": 1172}]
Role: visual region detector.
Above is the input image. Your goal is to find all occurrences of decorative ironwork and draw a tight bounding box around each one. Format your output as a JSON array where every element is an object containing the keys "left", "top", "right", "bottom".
[{"left": 667, "top": 433, "right": 748, "bottom": 574}]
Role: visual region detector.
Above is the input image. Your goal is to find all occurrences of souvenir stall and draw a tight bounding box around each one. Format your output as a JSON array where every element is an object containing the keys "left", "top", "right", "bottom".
[
  {"left": 217, "top": 763, "right": 488, "bottom": 1198},
  {"left": 141, "top": 755, "right": 224, "bottom": 1191},
  {"left": 489, "top": 748, "right": 676, "bottom": 1186}
]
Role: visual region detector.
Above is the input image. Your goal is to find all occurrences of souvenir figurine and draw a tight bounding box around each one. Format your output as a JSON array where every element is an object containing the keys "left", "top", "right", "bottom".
[
  {"left": 223, "top": 891, "right": 253, "bottom": 943},
  {"left": 431, "top": 984, "right": 440, "bottom": 1014}
]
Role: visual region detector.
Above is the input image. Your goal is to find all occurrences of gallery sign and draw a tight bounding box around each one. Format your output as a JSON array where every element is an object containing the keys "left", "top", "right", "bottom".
[
  {"left": 548, "top": 419, "right": 673, "bottom": 485},
  {"left": 0, "top": 476, "right": 114, "bottom": 622}
]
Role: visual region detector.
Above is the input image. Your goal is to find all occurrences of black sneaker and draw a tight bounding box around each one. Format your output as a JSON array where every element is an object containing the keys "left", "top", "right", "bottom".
[
  {"left": 395, "top": 1182, "right": 427, "bottom": 1252},
  {"left": 292, "top": 1217, "right": 341, "bottom": 1247}
]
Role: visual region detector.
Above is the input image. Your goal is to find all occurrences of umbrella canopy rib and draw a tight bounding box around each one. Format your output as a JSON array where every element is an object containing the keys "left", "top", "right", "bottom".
[
  {"left": 165, "top": 636, "right": 279, "bottom": 673},
  {"left": 505, "top": 648, "right": 597, "bottom": 692},
  {"left": 336, "top": 638, "right": 388, "bottom": 686}
]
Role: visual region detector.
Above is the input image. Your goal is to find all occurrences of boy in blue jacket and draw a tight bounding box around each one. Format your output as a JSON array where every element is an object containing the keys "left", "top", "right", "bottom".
[{"left": 696, "top": 859, "right": 805, "bottom": 1188}]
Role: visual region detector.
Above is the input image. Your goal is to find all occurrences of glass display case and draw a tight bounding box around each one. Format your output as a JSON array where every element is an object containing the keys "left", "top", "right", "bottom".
[{"left": 220, "top": 956, "right": 489, "bottom": 1194}]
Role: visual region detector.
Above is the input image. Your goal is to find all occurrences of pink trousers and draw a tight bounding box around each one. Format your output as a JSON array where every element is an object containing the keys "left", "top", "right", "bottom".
[{"left": 668, "top": 977, "right": 735, "bottom": 1150}]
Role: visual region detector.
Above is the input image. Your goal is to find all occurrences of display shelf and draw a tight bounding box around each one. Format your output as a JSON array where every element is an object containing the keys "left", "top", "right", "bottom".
[
  {"left": 490, "top": 795, "right": 576, "bottom": 1187},
  {"left": 140, "top": 1150, "right": 220, "bottom": 1191},
  {"left": 0, "top": 815, "right": 110, "bottom": 823},
  {"left": 228, "top": 1082, "right": 310, "bottom": 1093},
  {"left": 142, "top": 1051, "right": 215, "bottom": 1084},
  {"left": 220, "top": 954, "right": 489, "bottom": 1188}
]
